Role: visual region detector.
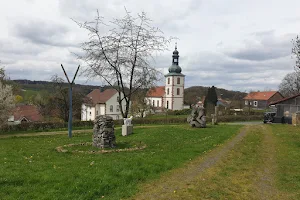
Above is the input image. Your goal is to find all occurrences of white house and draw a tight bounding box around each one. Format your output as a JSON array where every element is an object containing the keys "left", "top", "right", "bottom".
[
  {"left": 81, "top": 88, "right": 127, "bottom": 121},
  {"left": 146, "top": 44, "right": 185, "bottom": 111}
]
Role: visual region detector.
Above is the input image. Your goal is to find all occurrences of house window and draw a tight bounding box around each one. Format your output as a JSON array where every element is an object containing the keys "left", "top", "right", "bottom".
[
  {"left": 168, "top": 78, "right": 170, "bottom": 84},
  {"left": 110, "top": 105, "right": 113, "bottom": 112},
  {"left": 177, "top": 77, "right": 180, "bottom": 84},
  {"left": 177, "top": 88, "right": 180, "bottom": 95},
  {"left": 167, "top": 88, "right": 169, "bottom": 95},
  {"left": 157, "top": 100, "right": 159, "bottom": 107},
  {"left": 116, "top": 105, "right": 120, "bottom": 112},
  {"left": 89, "top": 112, "right": 92, "bottom": 116},
  {"left": 166, "top": 101, "right": 169, "bottom": 109},
  {"left": 253, "top": 101, "right": 258, "bottom": 107},
  {"left": 96, "top": 111, "right": 98, "bottom": 115},
  {"left": 245, "top": 100, "right": 248, "bottom": 105},
  {"left": 153, "top": 100, "right": 155, "bottom": 107},
  {"left": 117, "top": 96, "right": 119, "bottom": 102}
]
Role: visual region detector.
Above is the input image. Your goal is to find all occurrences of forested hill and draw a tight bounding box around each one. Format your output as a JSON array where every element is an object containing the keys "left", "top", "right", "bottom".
[
  {"left": 184, "top": 86, "right": 247, "bottom": 105},
  {"left": 13, "top": 79, "right": 102, "bottom": 94}
]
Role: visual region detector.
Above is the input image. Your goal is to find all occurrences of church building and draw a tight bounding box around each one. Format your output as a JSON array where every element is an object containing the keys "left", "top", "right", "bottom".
[{"left": 146, "top": 45, "right": 185, "bottom": 111}]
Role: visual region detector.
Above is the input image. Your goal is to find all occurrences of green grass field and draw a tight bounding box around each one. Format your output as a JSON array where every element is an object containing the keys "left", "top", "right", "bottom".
[
  {"left": 0, "top": 124, "right": 240, "bottom": 200},
  {"left": 1, "top": 124, "right": 299, "bottom": 200}
]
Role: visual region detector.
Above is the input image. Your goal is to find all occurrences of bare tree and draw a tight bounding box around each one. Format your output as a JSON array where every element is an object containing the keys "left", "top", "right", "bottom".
[
  {"left": 279, "top": 71, "right": 300, "bottom": 97},
  {"left": 0, "top": 68, "right": 15, "bottom": 127},
  {"left": 292, "top": 35, "right": 300, "bottom": 70},
  {"left": 74, "top": 9, "right": 172, "bottom": 118},
  {"left": 130, "top": 89, "right": 150, "bottom": 118}
]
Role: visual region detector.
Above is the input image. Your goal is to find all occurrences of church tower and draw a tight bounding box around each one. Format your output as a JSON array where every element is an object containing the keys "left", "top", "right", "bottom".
[{"left": 164, "top": 44, "right": 185, "bottom": 110}]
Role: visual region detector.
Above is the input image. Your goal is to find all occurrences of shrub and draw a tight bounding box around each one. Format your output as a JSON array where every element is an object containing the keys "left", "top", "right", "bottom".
[{"left": 0, "top": 115, "right": 263, "bottom": 133}]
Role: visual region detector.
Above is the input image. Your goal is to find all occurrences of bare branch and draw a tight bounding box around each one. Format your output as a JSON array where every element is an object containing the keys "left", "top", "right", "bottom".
[{"left": 74, "top": 9, "right": 173, "bottom": 117}]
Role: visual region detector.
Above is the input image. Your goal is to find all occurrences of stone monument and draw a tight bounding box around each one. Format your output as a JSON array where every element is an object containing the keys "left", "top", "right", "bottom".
[
  {"left": 122, "top": 116, "right": 133, "bottom": 136},
  {"left": 187, "top": 105, "right": 206, "bottom": 128},
  {"left": 93, "top": 115, "right": 116, "bottom": 148}
]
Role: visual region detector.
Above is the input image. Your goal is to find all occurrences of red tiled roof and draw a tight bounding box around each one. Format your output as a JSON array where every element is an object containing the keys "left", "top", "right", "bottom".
[
  {"left": 13, "top": 105, "right": 43, "bottom": 122},
  {"left": 269, "top": 93, "right": 300, "bottom": 105},
  {"left": 243, "top": 91, "right": 278, "bottom": 101},
  {"left": 87, "top": 89, "right": 118, "bottom": 105},
  {"left": 146, "top": 86, "right": 165, "bottom": 97}
]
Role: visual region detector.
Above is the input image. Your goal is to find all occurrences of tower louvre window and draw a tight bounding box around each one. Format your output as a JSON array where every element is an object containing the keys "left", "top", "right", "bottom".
[
  {"left": 177, "top": 88, "right": 180, "bottom": 95},
  {"left": 168, "top": 78, "right": 170, "bottom": 84},
  {"left": 167, "top": 88, "right": 169, "bottom": 95},
  {"left": 177, "top": 77, "right": 180, "bottom": 84}
]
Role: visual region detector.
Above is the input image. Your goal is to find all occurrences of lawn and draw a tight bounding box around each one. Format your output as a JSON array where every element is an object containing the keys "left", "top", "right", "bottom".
[
  {"left": 0, "top": 124, "right": 240, "bottom": 200},
  {"left": 272, "top": 125, "right": 300, "bottom": 199}
]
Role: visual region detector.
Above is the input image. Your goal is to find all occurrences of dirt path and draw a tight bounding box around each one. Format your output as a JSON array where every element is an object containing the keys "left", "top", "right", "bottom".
[
  {"left": 0, "top": 129, "right": 92, "bottom": 139},
  {"left": 130, "top": 127, "right": 250, "bottom": 200},
  {"left": 130, "top": 125, "right": 280, "bottom": 200},
  {"left": 255, "top": 125, "right": 279, "bottom": 200}
]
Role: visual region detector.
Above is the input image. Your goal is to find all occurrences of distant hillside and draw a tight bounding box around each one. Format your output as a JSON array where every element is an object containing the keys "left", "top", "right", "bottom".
[
  {"left": 184, "top": 86, "right": 247, "bottom": 106},
  {"left": 13, "top": 79, "right": 247, "bottom": 106},
  {"left": 13, "top": 79, "right": 104, "bottom": 95}
]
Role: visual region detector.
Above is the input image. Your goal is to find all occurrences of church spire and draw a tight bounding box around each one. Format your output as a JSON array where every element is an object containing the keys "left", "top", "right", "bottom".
[{"left": 172, "top": 43, "right": 179, "bottom": 65}]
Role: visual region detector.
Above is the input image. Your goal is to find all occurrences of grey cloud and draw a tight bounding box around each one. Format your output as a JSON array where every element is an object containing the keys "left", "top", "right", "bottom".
[
  {"left": 225, "top": 31, "right": 294, "bottom": 61},
  {"left": 0, "top": 39, "right": 43, "bottom": 56},
  {"left": 12, "top": 20, "right": 75, "bottom": 47}
]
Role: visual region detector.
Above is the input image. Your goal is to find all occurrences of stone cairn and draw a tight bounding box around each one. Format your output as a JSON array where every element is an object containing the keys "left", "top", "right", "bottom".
[
  {"left": 187, "top": 105, "right": 206, "bottom": 128},
  {"left": 93, "top": 115, "right": 116, "bottom": 148}
]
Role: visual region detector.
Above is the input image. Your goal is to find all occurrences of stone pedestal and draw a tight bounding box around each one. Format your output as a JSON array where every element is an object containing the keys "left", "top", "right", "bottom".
[
  {"left": 122, "top": 125, "right": 133, "bottom": 136},
  {"left": 93, "top": 115, "right": 116, "bottom": 148}
]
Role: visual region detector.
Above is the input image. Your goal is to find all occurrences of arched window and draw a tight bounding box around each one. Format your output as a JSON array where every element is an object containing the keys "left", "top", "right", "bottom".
[
  {"left": 153, "top": 100, "right": 155, "bottom": 107},
  {"left": 157, "top": 100, "right": 159, "bottom": 107},
  {"left": 167, "top": 88, "right": 169, "bottom": 95},
  {"left": 177, "top": 77, "right": 180, "bottom": 84},
  {"left": 177, "top": 88, "right": 180, "bottom": 95},
  {"left": 110, "top": 105, "right": 113, "bottom": 112},
  {"left": 167, "top": 78, "right": 170, "bottom": 84}
]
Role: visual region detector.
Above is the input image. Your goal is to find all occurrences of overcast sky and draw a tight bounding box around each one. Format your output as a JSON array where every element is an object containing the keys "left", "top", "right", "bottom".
[{"left": 1, "top": 0, "right": 300, "bottom": 92}]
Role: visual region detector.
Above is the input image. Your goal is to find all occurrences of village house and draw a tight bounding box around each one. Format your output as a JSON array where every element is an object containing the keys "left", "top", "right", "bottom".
[
  {"left": 8, "top": 105, "right": 43, "bottom": 125},
  {"left": 243, "top": 91, "right": 283, "bottom": 110},
  {"left": 81, "top": 88, "right": 128, "bottom": 121},
  {"left": 146, "top": 45, "right": 185, "bottom": 111}
]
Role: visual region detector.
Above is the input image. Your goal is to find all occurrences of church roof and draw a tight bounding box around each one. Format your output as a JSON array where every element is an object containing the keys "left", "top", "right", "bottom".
[{"left": 146, "top": 86, "right": 165, "bottom": 97}]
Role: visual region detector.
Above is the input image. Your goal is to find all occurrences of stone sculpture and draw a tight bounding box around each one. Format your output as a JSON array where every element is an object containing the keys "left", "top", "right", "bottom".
[
  {"left": 187, "top": 105, "right": 206, "bottom": 128},
  {"left": 123, "top": 116, "right": 133, "bottom": 126},
  {"left": 93, "top": 115, "right": 116, "bottom": 148}
]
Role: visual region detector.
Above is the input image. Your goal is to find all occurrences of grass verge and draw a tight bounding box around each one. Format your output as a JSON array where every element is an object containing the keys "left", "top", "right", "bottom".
[{"left": 272, "top": 124, "right": 300, "bottom": 200}]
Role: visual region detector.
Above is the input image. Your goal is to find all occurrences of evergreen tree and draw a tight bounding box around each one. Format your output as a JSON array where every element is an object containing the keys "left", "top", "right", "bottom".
[
  {"left": 205, "top": 86, "right": 218, "bottom": 106},
  {"left": 210, "top": 86, "right": 218, "bottom": 106}
]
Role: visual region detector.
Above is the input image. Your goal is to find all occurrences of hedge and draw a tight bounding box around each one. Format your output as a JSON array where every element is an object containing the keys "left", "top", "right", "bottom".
[{"left": 0, "top": 115, "right": 263, "bottom": 133}]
